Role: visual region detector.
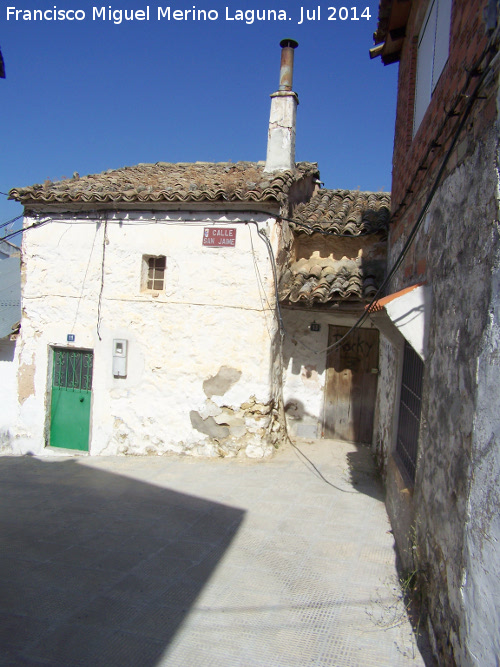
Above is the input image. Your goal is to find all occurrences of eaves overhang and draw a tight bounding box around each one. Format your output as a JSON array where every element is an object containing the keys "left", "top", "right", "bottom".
[
  {"left": 370, "top": 0, "right": 412, "bottom": 66},
  {"left": 368, "top": 282, "right": 431, "bottom": 360}
]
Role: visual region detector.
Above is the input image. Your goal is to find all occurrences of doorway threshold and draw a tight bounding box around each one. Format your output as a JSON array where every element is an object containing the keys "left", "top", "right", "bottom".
[{"left": 44, "top": 446, "right": 89, "bottom": 457}]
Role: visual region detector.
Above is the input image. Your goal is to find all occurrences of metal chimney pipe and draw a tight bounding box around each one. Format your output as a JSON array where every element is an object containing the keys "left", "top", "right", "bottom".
[{"left": 279, "top": 39, "right": 299, "bottom": 91}]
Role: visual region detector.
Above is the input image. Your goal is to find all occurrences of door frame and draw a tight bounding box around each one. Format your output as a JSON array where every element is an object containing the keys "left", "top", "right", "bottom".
[
  {"left": 322, "top": 324, "right": 380, "bottom": 444},
  {"left": 46, "top": 345, "right": 94, "bottom": 452}
]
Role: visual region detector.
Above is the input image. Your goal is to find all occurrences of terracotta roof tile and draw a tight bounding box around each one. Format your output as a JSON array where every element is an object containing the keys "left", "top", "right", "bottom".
[
  {"left": 9, "top": 161, "right": 319, "bottom": 207},
  {"left": 279, "top": 256, "right": 385, "bottom": 305},
  {"left": 291, "top": 189, "right": 390, "bottom": 235}
]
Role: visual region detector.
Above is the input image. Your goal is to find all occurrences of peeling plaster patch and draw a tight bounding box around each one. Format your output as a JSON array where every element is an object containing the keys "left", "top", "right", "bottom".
[
  {"left": 113, "top": 417, "right": 132, "bottom": 451},
  {"left": 198, "top": 400, "right": 222, "bottom": 419},
  {"left": 213, "top": 409, "right": 246, "bottom": 437},
  {"left": 203, "top": 366, "right": 242, "bottom": 398},
  {"left": 18, "top": 359, "right": 35, "bottom": 404},
  {"left": 190, "top": 395, "right": 283, "bottom": 457},
  {"left": 190, "top": 411, "right": 230, "bottom": 439}
]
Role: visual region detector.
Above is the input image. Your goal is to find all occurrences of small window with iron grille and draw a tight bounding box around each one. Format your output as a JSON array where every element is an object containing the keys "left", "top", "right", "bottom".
[
  {"left": 141, "top": 255, "right": 166, "bottom": 292},
  {"left": 395, "top": 341, "right": 424, "bottom": 485}
]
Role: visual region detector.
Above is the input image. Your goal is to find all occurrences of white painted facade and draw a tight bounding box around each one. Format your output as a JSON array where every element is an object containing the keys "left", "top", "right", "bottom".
[
  {"left": 11, "top": 209, "right": 285, "bottom": 458},
  {"left": 282, "top": 308, "right": 379, "bottom": 439},
  {"left": 0, "top": 339, "right": 19, "bottom": 450}
]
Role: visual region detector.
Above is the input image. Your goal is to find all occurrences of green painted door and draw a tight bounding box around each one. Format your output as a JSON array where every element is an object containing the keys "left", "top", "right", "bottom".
[{"left": 49, "top": 349, "right": 93, "bottom": 451}]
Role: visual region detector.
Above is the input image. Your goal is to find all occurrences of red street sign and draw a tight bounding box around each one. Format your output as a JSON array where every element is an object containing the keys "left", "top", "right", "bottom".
[{"left": 203, "top": 227, "right": 237, "bottom": 247}]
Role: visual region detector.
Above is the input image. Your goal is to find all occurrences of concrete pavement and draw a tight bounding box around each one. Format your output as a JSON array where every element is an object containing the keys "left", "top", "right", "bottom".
[{"left": 0, "top": 439, "right": 431, "bottom": 666}]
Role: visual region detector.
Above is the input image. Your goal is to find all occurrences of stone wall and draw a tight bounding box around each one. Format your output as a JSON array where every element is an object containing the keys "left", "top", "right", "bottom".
[
  {"left": 377, "top": 128, "right": 500, "bottom": 664},
  {"left": 461, "top": 239, "right": 500, "bottom": 664},
  {"left": 374, "top": 0, "right": 500, "bottom": 660},
  {"left": 413, "top": 132, "right": 500, "bottom": 665}
]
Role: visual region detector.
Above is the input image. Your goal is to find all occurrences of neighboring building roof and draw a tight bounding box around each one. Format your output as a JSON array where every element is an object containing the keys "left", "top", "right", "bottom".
[
  {"left": 0, "top": 238, "right": 20, "bottom": 258},
  {"left": 280, "top": 188, "right": 389, "bottom": 305},
  {"left": 279, "top": 256, "right": 385, "bottom": 305},
  {"left": 369, "top": 0, "right": 411, "bottom": 65},
  {"left": 9, "top": 161, "right": 319, "bottom": 208},
  {"left": 372, "top": 0, "right": 394, "bottom": 45},
  {"left": 0, "top": 257, "right": 21, "bottom": 338},
  {"left": 290, "top": 189, "right": 390, "bottom": 235}
]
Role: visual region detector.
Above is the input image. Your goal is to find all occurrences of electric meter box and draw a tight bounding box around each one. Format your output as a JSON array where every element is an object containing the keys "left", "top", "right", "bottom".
[{"left": 112, "top": 339, "right": 128, "bottom": 378}]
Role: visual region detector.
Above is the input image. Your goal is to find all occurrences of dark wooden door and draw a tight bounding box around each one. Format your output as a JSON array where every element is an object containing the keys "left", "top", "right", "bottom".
[{"left": 323, "top": 326, "right": 379, "bottom": 444}]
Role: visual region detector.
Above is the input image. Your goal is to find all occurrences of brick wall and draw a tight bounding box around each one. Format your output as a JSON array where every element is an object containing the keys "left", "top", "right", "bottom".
[{"left": 388, "top": 0, "right": 494, "bottom": 291}]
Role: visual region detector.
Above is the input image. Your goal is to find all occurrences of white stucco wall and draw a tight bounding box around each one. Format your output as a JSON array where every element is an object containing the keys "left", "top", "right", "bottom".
[
  {"left": 0, "top": 338, "right": 19, "bottom": 452},
  {"left": 12, "top": 210, "right": 284, "bottom": 458}
]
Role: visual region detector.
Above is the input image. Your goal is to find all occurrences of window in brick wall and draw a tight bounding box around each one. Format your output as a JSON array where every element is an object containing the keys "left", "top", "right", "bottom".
[
  {"left": 141, "top": 255, "right": 166, "bottom": 292},
  {"left": 413, "top": 0, "right": 452, "bottom": 135}
]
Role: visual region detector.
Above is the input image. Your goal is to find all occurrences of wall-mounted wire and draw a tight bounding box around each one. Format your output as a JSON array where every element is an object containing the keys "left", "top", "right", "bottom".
[
  {"left": 287, "top": 30, "right": 500, "bottom": 357},
  {"left": 0, "top": 214, "right": 23, "bottom": 231},
  {"left": 96, "top": 219, "right": 108, "bottom": 342}
]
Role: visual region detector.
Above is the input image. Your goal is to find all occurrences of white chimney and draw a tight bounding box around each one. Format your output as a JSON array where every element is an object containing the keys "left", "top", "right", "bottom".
[{"left": 264, "top": 39, "right": 299, "bottom": 173}]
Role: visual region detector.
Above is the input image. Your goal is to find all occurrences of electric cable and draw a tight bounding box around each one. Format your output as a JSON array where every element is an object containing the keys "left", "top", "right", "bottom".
[
  {"left": 287, "top": 434, "right": 359, "bottom": 493},
  {"left": 9, "top": 22, "right": 499, "bottom": 356},
  {"left": 1, "top": 217, "right": 53, "bottom": 242},
  {"left": 286, "top": 28, "right": 500, "bottom": 357},
  {"left": 96, "top": 219, "right": 108, "bottom": 341},
  {"left": 248, "top": 224, "right": 275, "bottom": 342},
  {"left": 391, "top": 36, "right": 500, "bottom": 221},
  {"left": 247, "top": 220, "right": 285, "bottom": 335},
  {"left": 0, "top": 214, "right": 23, "bottom": 230},
  {"left": 71, "top": 225, "right": 100, "bottom": 332}
]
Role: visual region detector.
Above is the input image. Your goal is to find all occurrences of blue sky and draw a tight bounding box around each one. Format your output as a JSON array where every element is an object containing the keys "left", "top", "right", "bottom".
[{"left": 0, "top": 0, "right": 398, "bottom": 239}]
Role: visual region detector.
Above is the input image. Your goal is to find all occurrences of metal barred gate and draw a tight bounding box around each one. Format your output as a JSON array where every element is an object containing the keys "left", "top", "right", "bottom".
[
  {"left": 395, "top": 341, "right": 424, "bottom": 484},
  {"left": 49, "top": 348, "right": 93, "bottom": 451}
]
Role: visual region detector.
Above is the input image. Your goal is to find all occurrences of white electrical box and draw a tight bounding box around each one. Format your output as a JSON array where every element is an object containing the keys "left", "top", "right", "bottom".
[{"left": 113, "top": 339, "right": 128, "bottom": 378}]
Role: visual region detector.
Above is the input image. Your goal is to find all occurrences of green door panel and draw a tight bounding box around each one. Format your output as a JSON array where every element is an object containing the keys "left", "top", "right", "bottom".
[
  {"left": 49, "top": 349, "right": 93, "bottom": 451},
  {"left": 50, "top": 387, "right": 91, "bottom": 450}
]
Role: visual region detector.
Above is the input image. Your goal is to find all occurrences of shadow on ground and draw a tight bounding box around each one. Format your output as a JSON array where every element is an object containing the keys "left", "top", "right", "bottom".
[
  {"left": 289, "top": 436, "right": 385, "bottom": 502},
  {"left": 0, "top": 456, "right": 244, "bottom": 666},
  {"left": 345, "top": 445, "right": 385, "bottom": 500}
]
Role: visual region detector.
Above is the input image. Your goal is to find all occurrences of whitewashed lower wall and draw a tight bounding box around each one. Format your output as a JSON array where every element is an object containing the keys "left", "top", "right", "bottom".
[
  {"left": 281, "top": 308, "right": 378, "bottom": 440},
  {"left": 0, "top": 339, "right": 19, "bottom": 451},
  {"left": 12, "top": 210, "right": 284, "bottom": 458}
]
